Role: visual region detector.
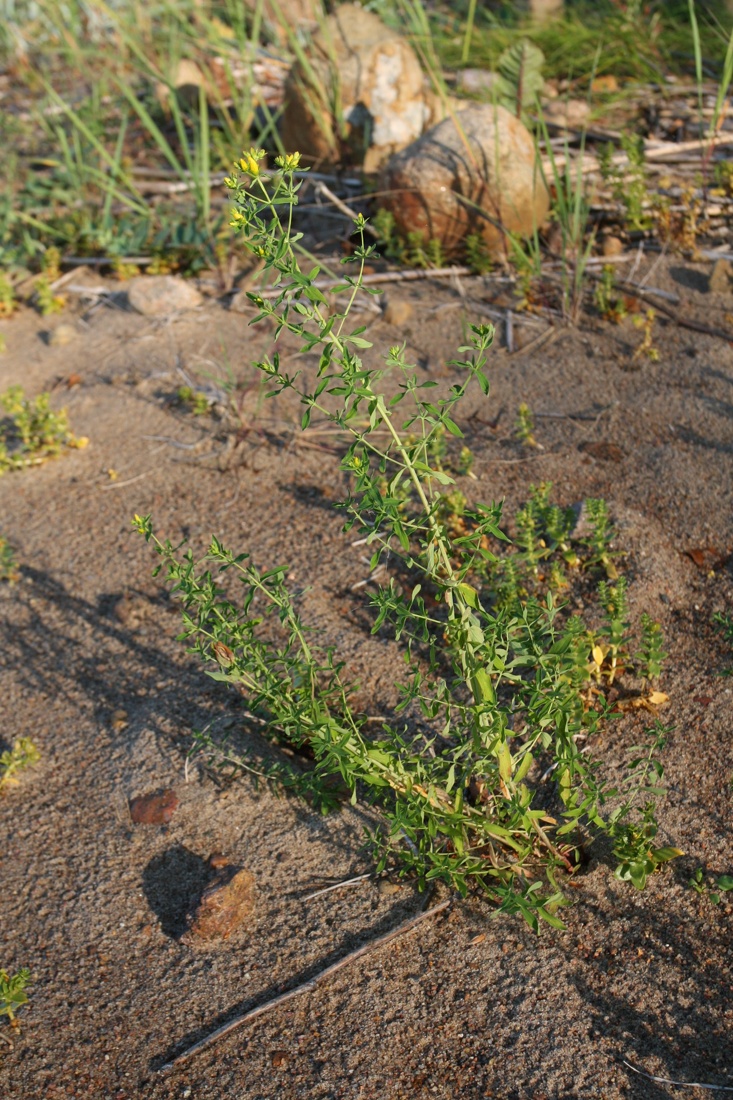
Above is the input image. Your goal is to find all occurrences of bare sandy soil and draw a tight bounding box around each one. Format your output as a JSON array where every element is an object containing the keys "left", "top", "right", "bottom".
[{"left": 1, "top": 255, "right": 732, "bottom": 1099}]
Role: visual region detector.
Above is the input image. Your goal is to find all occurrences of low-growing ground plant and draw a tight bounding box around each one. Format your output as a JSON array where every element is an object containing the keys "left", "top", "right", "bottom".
[
  {"left": 33, "top": 275, "right": 65, "bottom": 317},
  {"left": 689, "top": 867, "right": 733, "bottom": 904},
  {"left": 713, "top": 611, "right": 733, "bottom": 675},
  {"left": 177, "top": 385, "right": 211, "bottom": 416},
  {"left": 593, "top": 264, "right": 628, "bottom": 324},
  {"left": 632, "top": 308, "right": 660, "bottom": 363},
  {"left": 0, "top": 969, "right": 30, "bottom": 1027},
  {"left": 0, "top": 274, "right": 17, "bottom": 318},
  {"left": 0, "top": 535, "right": 19, "bottom": 583},
  {"left": 0, "top": 738, "right": 40, "bottom": 793},
  {"left": 0, "top": 386, "right": 87, "bottom": 474},
  {"left": 136, "top": 150, "right": 679, "bottom": 930},
  {"left": 514, "top": 402, "right": 540, "bottom": 449},
  {"left": 599, "top": 133, "right": 651, "bottom": 233}
]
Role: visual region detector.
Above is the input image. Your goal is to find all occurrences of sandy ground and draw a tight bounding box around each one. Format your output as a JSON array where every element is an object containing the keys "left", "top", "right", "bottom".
[{"left": 1, "top": 256, "right": 732, "bottom": 1099}]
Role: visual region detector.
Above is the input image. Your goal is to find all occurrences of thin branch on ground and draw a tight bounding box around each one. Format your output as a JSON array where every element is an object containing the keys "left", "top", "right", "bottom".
[
  {"left": 623, "top": 1060, "right": 733, "bottom": 1092},
  {"left": 159, "top": 897, "right": 451, "bottom": 1072},
  {"left": 301, "top": 872, "right": 373, "bottom": 902}
]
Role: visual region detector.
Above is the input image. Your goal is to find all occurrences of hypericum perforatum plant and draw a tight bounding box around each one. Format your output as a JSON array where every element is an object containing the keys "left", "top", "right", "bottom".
[{"left": 136, "top": 149, "right": 676, "bottom": 930}]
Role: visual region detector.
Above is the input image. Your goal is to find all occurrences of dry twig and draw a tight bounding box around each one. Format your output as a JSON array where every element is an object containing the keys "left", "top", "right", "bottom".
[
  {"left": 159, "top": 897, "right": 451, "bottom": 1072},
  {"left": 623, "top": 1060, "right": 733, "bottom": 1092}
]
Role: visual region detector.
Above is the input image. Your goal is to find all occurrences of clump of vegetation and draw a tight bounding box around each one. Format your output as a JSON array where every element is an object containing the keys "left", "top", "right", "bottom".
[
  {"left": 0, "top": 739, "right": 40, "bottom": 793},
  {"left": 0, "top": 386, "right": 88, "bottom": 474},
  {"left": 515, "top": 402, "right": 540, "bottom": 449},
  {"left": 0, "top": 274, "right": 17, "bottom": 318},
  {"left": 714, "top": 611, "right": 733, "bottom": 675},
  {"left": 494, "top": 39, "right": 545, "bottom": 119},
  {"left": 177, "top": 385, "right": 211, "bottom": 416},
  {"left": 654, "top": 185, "right": 706, "bottom": 255},
  {"left": 33, "top": 275, "right": 65, "bottom": 317},
  {"left": 372, "top": 210, "right": 448, "bottom": 269},
  {"left": 464, "top": 232, "right": 492, "bottom": 275},
  {"left": 594, "top": 264, "right": 627, "bottom": 323},
  {"left": 136, "top": 151, "right": 679, "bottom": 931},
  {"left": 689, "top": 867, "right": 733, "bottom": 904},
  {"left": 0, "top": 969, "right": 31, "bottom": 1026},
  {"left": 632, "top": 308, "right": 660, "bottom": 363},
  {"left": 599, "top": 134, "right": 651, "bottom": 233},
  {"left": 0, "top": 536, "right": 19, "bottom": 583},
  {"left": 637, "top": 612, "right": 667, "bottom": 685}
]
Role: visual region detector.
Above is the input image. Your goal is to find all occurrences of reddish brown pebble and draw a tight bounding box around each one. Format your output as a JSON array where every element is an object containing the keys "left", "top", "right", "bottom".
[
  {"left": 685, "top": 547, "right": 726, "bottom": 570},
  {"left": 271, "top": 1050, "right": 289, "bottom": 1068},
  {"left": 182, "top": 867, "right": 256, "bottom": 943},
  {"left": 578, "top": 441, "right": 624, "bottom": 463},
  {"left": 129, "top": 788, "right": 179, "bottom": 825},
  {"left": 208, "top": 851, "right": 229, "bottom": 869}
]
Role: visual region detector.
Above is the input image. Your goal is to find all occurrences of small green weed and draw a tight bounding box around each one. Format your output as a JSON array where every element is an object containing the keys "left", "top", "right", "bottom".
[
  {"left": 583, "top": 498, "right": 619, "bottom": 580},
  {"left": 373, "top": 210, "right": 448, "bottom": 269},
  {"left": 593, "top": 265, "right": 627, "bottom": 324},
  {"left": 689, "top": 867, "right": 733, "bottom": 904},
  {"left": 632, "top": 308, "right": 660, "bottom": 363},
  {"left": 0, "top": 738, "right": 40, "bottom": 793},
  {"left": 494, "top": 39, "right": 545, "bottom": 120},
  {"left": 0, "top": 969, "right": 31, "bottom": 1026},
  {"left": 0, "top": 273, "right": 17, "bottom": 317},
  {"left": 605, "top": 726, "right": 681, "bottom": 891},
  {"left": 177, "top": 386, "right": 211, "bottom": 416},
  {"left": 33, "top": 275, "right": 65, "bottom": 317},
  {"left": 600, "top": 135, "right": 651, "bottom": 233},
  {"left": 714, "top": 611, "right": 733, "bottom": 675},
  {"left": 714, "top": 161, "right": 733, "bottom": 195},
  {"left": 636, "top": 612, "right": 667, "bottom": 684},
  {"left": 464, "top": 233, "right": 492, "bottom": 276},
  {"left": 0, "top": 386, "right": 87, "bottom": 474},
  {"left": 0, "top": 536, "right": 19, "bottom": 583},
  {"left": 515, "top": 403, "right": 540, "bottom": 449}
]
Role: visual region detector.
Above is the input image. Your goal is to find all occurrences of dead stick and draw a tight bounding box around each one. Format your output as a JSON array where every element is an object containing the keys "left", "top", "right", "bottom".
[
  {"left": 252, "top": 266, "right": 474, "bottom": 299},
  {"left": 314, "top": 181, "right": 380, "bottom": 239},
  {"left": 159, "top": 896, "right": 452, "bottom": 1072},
  {"left": 547, "top": 132, "right": 733, "bottom": 176},
  {"left": 549, "top": 251, "right": 733, "bottom": 344},
  {"left": 612, "top": 278, "right": 733, "bottom": 342},
  {"left": 622, "top": 1060, "right": 733, "bottom": 1092}
]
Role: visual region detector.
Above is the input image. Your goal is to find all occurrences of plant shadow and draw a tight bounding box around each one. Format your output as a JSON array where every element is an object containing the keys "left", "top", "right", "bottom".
[{"left": 566, "top": 890, "right": 733, "bottom": 1098}]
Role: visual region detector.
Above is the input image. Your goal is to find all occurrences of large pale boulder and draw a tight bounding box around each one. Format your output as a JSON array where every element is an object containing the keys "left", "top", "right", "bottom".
[
  {"left": 380, "top": 103, "right": 550, "bottom": 256},
  {"left": 243, "top": 0, "right": 322, "bottom": 45},
  {"left": 281, "top": 3, "right": 439, "bottom": 171}
]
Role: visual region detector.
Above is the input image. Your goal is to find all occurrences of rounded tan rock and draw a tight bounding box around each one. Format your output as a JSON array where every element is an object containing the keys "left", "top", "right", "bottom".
[{"left": 380, "top": 103, "right": 550, "bottom": 255}]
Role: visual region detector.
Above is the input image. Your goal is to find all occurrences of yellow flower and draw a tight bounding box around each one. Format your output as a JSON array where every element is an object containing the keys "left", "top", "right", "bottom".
[
  {"left": 238, "top": 148, "right": 266, "bottom": 177},
  {"left": 275, "top": 152, "right": 302, "bottom": 172}
]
